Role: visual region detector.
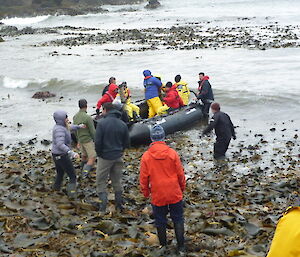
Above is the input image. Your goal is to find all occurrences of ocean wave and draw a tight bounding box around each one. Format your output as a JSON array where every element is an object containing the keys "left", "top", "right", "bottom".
[
  {"left": 1, "top": 76, "right": 299, "bottom": 107},
  {"left": 0, "top": 76, "right": 104, "bottom": 93},
  {"left": 0, "top": 15, "right": 50, "bottom": 26},
  {"left": 1, "top": 76, "right": 33, "bottom": 89}
]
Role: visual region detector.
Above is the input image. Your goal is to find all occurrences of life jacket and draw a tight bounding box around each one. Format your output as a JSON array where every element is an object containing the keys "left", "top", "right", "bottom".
[{"left": 198, "top": 76, "right": 210, "bottom": 91}]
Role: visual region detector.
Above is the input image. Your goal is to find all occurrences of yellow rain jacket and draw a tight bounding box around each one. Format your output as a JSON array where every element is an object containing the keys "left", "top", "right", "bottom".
[
  {"left": 175, "top": 80, "right": 190, "bottom": 105},
  {"left": 267, "top": 206, "right": 300, "bottom": 257},
  {"left": 123, "top": 88, "right": 140, "bottom": 119}
]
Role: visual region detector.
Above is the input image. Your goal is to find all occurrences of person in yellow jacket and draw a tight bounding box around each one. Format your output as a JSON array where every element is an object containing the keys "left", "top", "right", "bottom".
[
  {"left": 118, "top": 82, "right": 140, "bottom": 121},
  {"left": 174, "top": 74, "right": 190, "bottom": 106},
  {"left": 267, "top": 200, "right": 300, "bottom": 257}
]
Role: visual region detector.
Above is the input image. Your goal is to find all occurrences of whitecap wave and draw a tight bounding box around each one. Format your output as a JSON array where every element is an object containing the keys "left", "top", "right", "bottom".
[
  {"left": 0, "top": 15, "right": 50, "bottom": 26},
  {"left": 1, "top": 76, "right": 32, "bottom": 89}
]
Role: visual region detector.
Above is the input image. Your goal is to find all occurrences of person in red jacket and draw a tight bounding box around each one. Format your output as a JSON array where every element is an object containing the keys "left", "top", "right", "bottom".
[
  {"left": 95, "top": 79, "right": 118, "bottom": 115},
  {"left": 140, "top": 125, "right": 186, "bottom": 253},
  {"left": 157, "top": 82, "right": 184, "bottom": 115}
]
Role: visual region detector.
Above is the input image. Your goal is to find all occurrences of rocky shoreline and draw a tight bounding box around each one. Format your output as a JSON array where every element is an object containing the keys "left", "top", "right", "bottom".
[
  {"left": 1, "top": 22, "right": 300, "bottom": 52},
  {"left": 0, "top": 0, "right": 146, "bottom": 19},
  {"left": 0, "top": 122, "right": 299, "bottom": 256}
]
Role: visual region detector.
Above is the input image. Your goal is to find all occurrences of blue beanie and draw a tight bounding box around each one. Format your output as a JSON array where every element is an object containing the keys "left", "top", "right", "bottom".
[{"left": 150, "top": 124, "right": 165, "bottom": 142}]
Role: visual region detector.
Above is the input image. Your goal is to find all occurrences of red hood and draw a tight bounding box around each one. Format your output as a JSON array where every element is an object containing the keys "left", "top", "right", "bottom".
[
  {"left": 108, "top": 83, "right": 118, "bottom": 97},
  {"left": 201, "top": 76, "right": 210, "bottom": 81}
]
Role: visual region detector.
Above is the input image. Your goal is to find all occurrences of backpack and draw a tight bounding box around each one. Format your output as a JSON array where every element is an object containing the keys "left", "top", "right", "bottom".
[{"left": 102, "top": 84, "right": 109, "bottom": 96}]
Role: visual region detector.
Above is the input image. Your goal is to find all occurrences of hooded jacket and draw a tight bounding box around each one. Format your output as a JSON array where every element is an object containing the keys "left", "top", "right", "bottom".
[
  {"left": 51, "top": 110, "right": 80, "bottom": 155},
  {"left": 267, "top": 207, "right": 300, "bottom": 257},
  {"left": 197, "top": 76, "right": 214, "bottom": 101},
  {"left": 143, "top": 70, "right": 162, "bottom": 100},
  {"left": 96, "top": 83, "right": 118, "bottom": 109},
  {"left": 95, "top": 109, "right": 130, "bottom": 160},
  {"left": 140, "top": 141, "right": 186, "bottom": 206},
  {"left": 163, "top": 84, "right": 184, "bottom": 109}
]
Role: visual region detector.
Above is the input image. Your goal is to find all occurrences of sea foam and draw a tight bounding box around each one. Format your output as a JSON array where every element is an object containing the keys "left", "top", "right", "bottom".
[
  {"left": 1, "top": 76, "right": 31, "bottom": 89},
  {"left": 0, "top": 15, "right": 50, "bottom": 26}
]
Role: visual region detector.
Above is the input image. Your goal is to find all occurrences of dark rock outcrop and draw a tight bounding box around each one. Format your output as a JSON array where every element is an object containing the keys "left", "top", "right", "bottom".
[
  {"left": 0, "top": 0, "right": 144, "bottom": 18},
  {"left": 0, "top": 37, "right": 4, "bottom": 42},
  {"left": 145, "top": 0, "right": 160, "bottom": 9},
  {"left": 32, "top": 91, "right": 56, "bottom": 99}
]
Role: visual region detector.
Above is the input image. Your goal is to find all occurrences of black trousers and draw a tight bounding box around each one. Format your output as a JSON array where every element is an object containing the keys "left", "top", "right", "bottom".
[
  {"left": 52, "top": 154, "right": 76, "bottom": 190},
  {"left": 214, "top": 137, "right": 231, "bottom": 159},
  {"left": 202, "top": 101, "right": 212, "bottom": 116}
]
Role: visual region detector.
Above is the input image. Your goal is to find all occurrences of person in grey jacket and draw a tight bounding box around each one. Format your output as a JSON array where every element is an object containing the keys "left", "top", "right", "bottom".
[
  {"left": 95, "top": 103, "right": 130, "bottom": 213},
  {"left": 51, "top": 110, "right": 84, "bottom": 198}
]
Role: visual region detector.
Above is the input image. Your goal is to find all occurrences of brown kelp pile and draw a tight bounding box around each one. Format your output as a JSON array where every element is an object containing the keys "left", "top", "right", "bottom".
[{"left": 0, "top": 126, "right": 299, "bottom": 256}]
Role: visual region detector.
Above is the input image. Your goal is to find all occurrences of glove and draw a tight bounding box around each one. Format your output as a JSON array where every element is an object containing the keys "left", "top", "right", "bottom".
[
  {"left": 233, "top": 135, "right": 236, "bottom": 140},
  {"left": 96, "top": 109, "right": 100, "bottom": 115},
  {"left": 68, "top": 150, "right": 78, "bottom": 159},
  {"left": 78, "top": 123, "right": 86, "bottom": 129}
]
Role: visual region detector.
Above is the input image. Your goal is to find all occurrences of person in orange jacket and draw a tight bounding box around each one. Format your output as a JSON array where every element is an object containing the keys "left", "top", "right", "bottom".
[
  {"left": 267, "top": 198, "right": 300, "bottom": 257},
  {"left": 140, "top": 125, "right": 186, "bottom": 253},
  {"left": 95, "top": 78, "right": 118, "bottom": 115}
]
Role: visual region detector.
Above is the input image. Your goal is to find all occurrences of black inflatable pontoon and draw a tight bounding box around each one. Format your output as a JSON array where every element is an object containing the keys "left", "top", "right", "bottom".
[{"left": 129, "top": 102, "right": 204, "bottom": 146}]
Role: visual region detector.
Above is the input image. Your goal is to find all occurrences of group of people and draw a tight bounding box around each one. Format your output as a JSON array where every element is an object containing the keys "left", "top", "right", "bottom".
[
  {"left": 50, "top": 71, "right": 240, "bottom": 254},
  {"left": 95, "top": 70, "right": 215, "bottom": 121}
]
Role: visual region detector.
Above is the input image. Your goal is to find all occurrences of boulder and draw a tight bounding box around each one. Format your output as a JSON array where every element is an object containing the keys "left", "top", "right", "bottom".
[
  {"left": 145, "top": 0, "right": 160, "bottom": 9},
  {"left": 32, "top": 91, "right": 56, "bottom": 99},
  {"left": 0, "top": 37, "right": 4, "bottom": 42}
]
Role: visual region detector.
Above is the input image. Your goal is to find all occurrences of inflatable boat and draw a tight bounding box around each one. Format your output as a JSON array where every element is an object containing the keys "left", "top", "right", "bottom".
[{"left": 129, "top": 101, "right": 204, "bottom": 146}]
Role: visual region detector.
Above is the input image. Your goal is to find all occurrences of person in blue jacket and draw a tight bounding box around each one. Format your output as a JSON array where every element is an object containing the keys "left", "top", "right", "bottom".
[{"left": 143, "top": 70, "right": 163, "bottom": 118}]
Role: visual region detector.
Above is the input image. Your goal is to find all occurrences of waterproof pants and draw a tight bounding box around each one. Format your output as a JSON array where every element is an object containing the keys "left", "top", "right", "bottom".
[
  {"left": 96, "top": 157, "right": 123, "bottom": 193},
  {"left": 214, "top": 137, "right": 231, "bottom": 160},
  {"left": 267, "top": 207, "right": 300, "bottom": 257},
  {"left": 147, "top": 97, "right": 163, "bottom": 118},
  {"left": 202, "top": 100, "right": 212, "bottom": 116},
  {"left": 157, "top": 104, "right": 170, "bottom": 116},
  {"left": 152, "top": 200, "right": 184, "bottom": 227},
  {"left": 124, "top": 103, "right": 140, "bottom": 119},
  {"left": 52, "top": 154, "right": 76, "bottom": 190}
]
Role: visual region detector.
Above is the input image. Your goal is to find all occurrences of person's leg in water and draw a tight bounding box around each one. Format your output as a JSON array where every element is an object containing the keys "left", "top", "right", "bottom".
[{"left": 214, "top": 138, "right": 231, "bottom": 160}]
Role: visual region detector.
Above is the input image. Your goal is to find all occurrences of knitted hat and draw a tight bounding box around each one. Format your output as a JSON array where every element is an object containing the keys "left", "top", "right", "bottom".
[{"left": 150, "top": 125, "right": 165, "bottom": 142}]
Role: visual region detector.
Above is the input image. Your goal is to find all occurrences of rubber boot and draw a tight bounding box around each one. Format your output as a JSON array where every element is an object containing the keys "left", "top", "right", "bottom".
[
  {"left": 156, "top": 226, "right": 167, "bottom": 246},
  {"left": 174, "top": 222, "right": 185, "bottom": 254},
  {"left": 99, "top": 192, "right": 108, "bottom": 213},
  {"left": 80, "top": 161, "right": 87, "bottom": 170},
  {"left": 67, "top": 183, "right": 76, "bottom": 199},
  {"left": 82, "top": 164, "right": 92, "bottom": 178},
  {"left": 115, "top": 191, "right": 124, "bottom": 212}
]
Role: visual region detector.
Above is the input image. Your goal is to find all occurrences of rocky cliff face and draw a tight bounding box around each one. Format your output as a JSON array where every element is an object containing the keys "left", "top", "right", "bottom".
[{"left": 0, "top": 0, "right": 145, "bottom": 18}]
